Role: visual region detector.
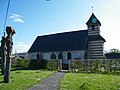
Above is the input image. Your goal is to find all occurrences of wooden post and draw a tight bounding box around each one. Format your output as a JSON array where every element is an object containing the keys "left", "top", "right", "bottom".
[
  {"left": 68, "top": 59, "right": 71, "bottom": 72},
  {"left": 4, "top": 26, "right": 15, "bottom": 83},
  {"left": 1, "top": 36, "right": 6, "bottom": 75},
  {"left": 60, "top": 59, "right": 62, "bottom": 71},
  {"left": 67, "top": 52, "right": 71, "bottom": 72}
]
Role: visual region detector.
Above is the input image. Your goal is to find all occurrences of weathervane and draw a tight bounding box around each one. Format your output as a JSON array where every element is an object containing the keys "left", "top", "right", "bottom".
[{"left": 92, "top": 6, "right": 94, "bottom": 13}]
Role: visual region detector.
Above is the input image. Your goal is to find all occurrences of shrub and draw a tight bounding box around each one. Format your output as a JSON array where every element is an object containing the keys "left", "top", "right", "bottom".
[
  {"left": 92, "top": 60, "right": 101, "bottom": 72},
  {"left": 11, "top": 58, "right": 30, "bottom": 68},
  {"left": 29, "top": 59, "right": 48, "bottom": 69},
  {"left": 70, "top": 60, "right": 81, "bottom": 72},
  {"left": 47, "top": 60, "right": 57, "bottom": 70},
  {"left": 29, "top": 59, "right": 58, "bottom": 70}
]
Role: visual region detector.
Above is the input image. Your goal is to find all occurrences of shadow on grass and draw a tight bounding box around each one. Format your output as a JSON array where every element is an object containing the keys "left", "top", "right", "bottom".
[
  {"left": 11, "top": 67, "right": 48, "bottom": 71},
  {"left": 0, "top": 81, "right": 4, "bottom": 84},
  {"left": 70, "top": 71, "right": 120, "bottom": 75},
  {"left": 0, "top": 72, "right": 3, "bottom": 76},
  {"left": 0, "top": 74, "right": 3, "bottom": 76},
  {"left": 11, "top": 67, "right": 32, "bottom": 71},
  {"left": 0, "top": 71, "right": 4, "bottom": 84}
]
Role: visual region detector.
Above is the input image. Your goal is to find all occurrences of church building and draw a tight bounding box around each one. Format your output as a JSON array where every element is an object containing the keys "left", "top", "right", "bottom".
[{"left": 28, "top": 13, "right": 106, "bottom": 62}]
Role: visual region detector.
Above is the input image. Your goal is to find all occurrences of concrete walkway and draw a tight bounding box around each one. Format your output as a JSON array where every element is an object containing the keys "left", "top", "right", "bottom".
[{"left": 28, "top": 72, "right": 65, "bottom": 90}]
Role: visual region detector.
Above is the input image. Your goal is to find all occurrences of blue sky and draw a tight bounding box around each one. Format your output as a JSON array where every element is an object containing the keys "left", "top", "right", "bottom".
[{"left": 0, "top": 0, "right": 120, "bottom": 53}]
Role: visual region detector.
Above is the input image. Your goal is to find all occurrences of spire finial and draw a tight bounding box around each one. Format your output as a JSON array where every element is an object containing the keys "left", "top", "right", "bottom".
[{"left": 92, "top": 6, "right": 93, "bottom": 13}]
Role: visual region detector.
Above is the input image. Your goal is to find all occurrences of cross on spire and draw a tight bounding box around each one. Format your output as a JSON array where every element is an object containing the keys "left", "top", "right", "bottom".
[{"left": 92, "top": 6, "right": 94, "bottom": 13}]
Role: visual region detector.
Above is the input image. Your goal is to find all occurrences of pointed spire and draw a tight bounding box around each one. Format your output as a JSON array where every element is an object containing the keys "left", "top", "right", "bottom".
[{"left": 86, "top": 13, "right": 101, "bottom": 26}]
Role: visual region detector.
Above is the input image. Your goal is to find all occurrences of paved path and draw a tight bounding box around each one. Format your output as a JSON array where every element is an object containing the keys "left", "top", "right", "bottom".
[{"left": 28, "top": 72, "right": 65, "bottom": 90}]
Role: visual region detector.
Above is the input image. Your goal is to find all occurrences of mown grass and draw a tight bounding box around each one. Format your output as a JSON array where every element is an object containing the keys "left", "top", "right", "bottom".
[
  {"left": 0, "top": 70, "right": 55, "bottom": 90},
  {"left": 60, "top": 73, "right": 120, "bottom": 90}
]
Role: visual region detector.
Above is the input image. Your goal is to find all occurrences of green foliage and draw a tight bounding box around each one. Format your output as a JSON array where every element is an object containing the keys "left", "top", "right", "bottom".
[
  {"left": 70, "top": 60, "right": 81, "bottom": 72},
  {"left": 47, "top": 60, "right": 57, "bottom": 70},
  {"left": 0, "top": 70, "right": 55, "bottom": 90},
  {"left": 79, "top": 83, "right": 90, "bottom": 90},
  {"left": 60, "top": 73, "right": 120, "bottom": 90},
  {"left": 11, "top": 58, "right": 30, "bottom": 68},
  {"left": 92, "top": 60, "right": 101, "bottom": 72},
  {"left": 29, "top": 59, "right": 57, "bottom": 70},
  {"left": 29, "top": 59, "right": 48, "bottom": 69},
  {"left": 110, "top": 48, "right": 120, "bottom": 53},
  {"left": 69, "top": 60, "right": 120, "bottom": 73}
]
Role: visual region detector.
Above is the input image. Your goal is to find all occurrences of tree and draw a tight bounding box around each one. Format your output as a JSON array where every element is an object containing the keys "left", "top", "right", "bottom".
[
  {"left": 4, "top": 26, "right": 15, "bottom": 83},
  {"left": 1, "top": 36, "right": 6, "bottom": 75},
  {"left": 110, "top": 48, "right": 120, "bottom": 53}
]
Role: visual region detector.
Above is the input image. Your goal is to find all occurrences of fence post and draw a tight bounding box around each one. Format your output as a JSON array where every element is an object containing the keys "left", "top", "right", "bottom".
[
  {"left": 60, "top": 59, "right": 62, "bottom": 71},
  {"left": 68, "top": 59, "right": 71, "bottom": 72}
]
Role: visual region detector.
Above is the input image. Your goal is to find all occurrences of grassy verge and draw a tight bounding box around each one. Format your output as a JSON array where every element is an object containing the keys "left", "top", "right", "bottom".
[
  {"left": 0, "top": 70, "right": 55, "bottom": 90},
  {"left": 60, "top": 73, "right": 120, "bottom": 90}
]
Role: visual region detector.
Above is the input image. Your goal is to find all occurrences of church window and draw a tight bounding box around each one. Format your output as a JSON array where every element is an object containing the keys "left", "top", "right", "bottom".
[
  {"left": 51, "top": 53, "right": 56, "bottom": 59},
  {"left": 67, "top": 52, "right": 71, "bottom": 60},
  {"left": 37, "top": 53, "right": 40, "bottom": 60},
  {"left": 58, "top": 52, "right": 63, "bottom": 59}
]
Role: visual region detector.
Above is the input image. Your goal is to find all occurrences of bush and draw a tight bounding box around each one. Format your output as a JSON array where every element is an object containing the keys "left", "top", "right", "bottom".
[
  {"left": 91, "top": 60, "right": 101, "bottom": 72},
  {"left": 47, "top": 60, "right": 57, "bottom": 70},
  {"left": 29, "top": 59, "right": 48, "bottom": 69},
  {"left": 70, "top": 60, "right": 81, "bottom": 72},
  {"left": 29, "top": 59, "right": 58, "bottom": 70},
  {"left": 11, "top": 58, "right": 30, "bottom": 68}
]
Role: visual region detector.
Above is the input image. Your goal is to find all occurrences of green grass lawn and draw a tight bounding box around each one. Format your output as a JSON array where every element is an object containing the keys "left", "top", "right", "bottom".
[
  {"left": 60, "top": 73, "right": 120, "bottom": 90},
  {"left": 0, "top": 70, "right": 55, "bottom": 90}
]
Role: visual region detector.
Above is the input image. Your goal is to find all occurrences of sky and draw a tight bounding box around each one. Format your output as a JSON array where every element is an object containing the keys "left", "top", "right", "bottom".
[{"left": 0, "top": 0, "right": 120, "bottom": 53}]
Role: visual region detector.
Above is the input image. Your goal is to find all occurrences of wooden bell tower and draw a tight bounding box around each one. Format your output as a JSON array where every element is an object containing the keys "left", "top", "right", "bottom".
[{"left": 86, "top": 13, "right": 106, "bottom": 59}]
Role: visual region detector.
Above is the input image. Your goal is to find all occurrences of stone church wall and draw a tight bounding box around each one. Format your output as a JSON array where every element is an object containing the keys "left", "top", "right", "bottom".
[{"left": 28, "top": 50, "right": 85, "bottom": 61}]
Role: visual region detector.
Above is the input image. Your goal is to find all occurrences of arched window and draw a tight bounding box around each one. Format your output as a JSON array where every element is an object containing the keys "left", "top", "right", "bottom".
[
  {"left": 67, "top": 52, "right": 71, "bottom": 60},
  {"left": 58, "top": 52, "right": 63, "bottom": 59},
  {"left": 51, "top": 53, "right": 56, "bottom": 59},
  {"left": 37, "top": 53, "right": 40, "bottom": 60}
]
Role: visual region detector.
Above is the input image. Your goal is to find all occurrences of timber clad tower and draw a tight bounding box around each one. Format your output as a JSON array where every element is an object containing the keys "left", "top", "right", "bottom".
[{"left": 86, "top": 13, "right": 105, "bottom": 59}]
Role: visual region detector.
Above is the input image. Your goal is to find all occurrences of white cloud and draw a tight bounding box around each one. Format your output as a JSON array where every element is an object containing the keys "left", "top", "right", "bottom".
[
  {"left": 9, "top": 14, "right": 22, "bottom": 19},
  {"left": 14, "top": 42, "right": 31, "bottom": 53},
  {"left": 13, "top": 18, "right": 24, "bottom": 23},
  {"left": 9, "top": 14, "right": 24, "bottom": 23}
]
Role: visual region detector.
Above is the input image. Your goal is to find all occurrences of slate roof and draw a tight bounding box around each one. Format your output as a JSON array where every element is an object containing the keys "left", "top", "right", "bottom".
[
  {"left": 105, "top": 53, "right": 120, "bottom": 59},
  {"left": 28, "top": 30, "right": 105, "bottom": 53},
  {"left": 88, "top": 35, "right": 106, "bottom": 42},
  {"left": 28, "top": 30, "right": 88, "bottom": 53}
]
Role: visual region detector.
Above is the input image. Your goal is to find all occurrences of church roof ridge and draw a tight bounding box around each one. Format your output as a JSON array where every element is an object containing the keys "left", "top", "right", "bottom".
[{"left": 37, "top": 29, "right": 87, "bottom": 38}]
